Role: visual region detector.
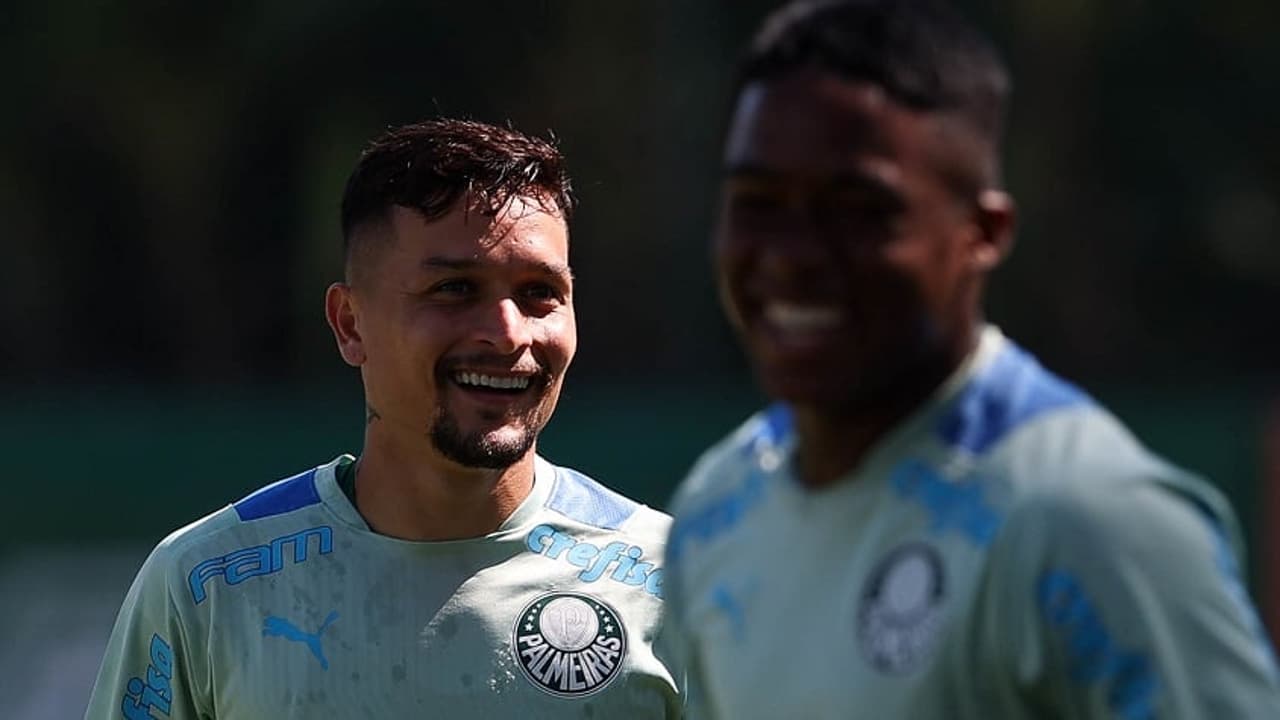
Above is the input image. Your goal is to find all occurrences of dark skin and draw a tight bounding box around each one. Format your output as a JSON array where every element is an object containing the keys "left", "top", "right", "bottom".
[{"left": 715, "top": 69, "right": 1015, "bottom": 488}]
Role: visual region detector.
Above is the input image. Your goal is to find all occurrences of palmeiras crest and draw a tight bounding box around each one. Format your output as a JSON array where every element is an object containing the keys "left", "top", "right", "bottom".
[
  {"left": 512, "top": 592, "right": 627, "bottom": 697},
  {"left": 857, "top": 542, "right": 947, "bottom": 674}
]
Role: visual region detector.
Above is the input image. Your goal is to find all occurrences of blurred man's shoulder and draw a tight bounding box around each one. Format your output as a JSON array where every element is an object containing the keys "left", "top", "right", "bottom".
[
  {"left": 965, "top": 364, "right": 1229, "bottom": 546},
  {"left": 934, "top": 332, "right": 1225, "bottom": 535},
  {"left": 669, "top": 404, "right": 788, "bottom": 518}
]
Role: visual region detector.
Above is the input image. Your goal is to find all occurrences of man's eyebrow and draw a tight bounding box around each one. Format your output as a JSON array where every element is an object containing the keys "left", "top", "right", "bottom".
[
  {"left": 724, "top": 164, "right": 901, "bottom": 197},
  {"left": 422, "top": 256, "right": 479, "bottom": 271},
  {"left": 723, "top": 163, "right": 778, "bottom": 180},
  {"left": 421, "top": 256, "right": 573, "bottom": 281},
  {"left": 532, "top": 260, "right": 574, "bottom": 282},
  {"left": 823, "top": 171, "right": 902, "bottom": 197}
]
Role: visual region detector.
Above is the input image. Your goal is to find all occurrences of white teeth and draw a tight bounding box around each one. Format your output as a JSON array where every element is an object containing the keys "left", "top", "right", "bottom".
[
  {"left": 764, "top": 301, "right": 842, "bottom": 332},
  {"left": 454, "top": 372, "right": 532, "bottom": 390}
]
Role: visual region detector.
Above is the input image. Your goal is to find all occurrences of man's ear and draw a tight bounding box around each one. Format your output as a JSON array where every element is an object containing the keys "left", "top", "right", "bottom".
[
  {"left": 325, "top": 282, "right": 366, "bottom": 367},
  {"left": 970, "top": 189, "right": 1016, "bottom": 271}
]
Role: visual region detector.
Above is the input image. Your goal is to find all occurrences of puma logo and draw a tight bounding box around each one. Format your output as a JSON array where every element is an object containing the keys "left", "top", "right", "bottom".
[{"left": 263, "top": 611, "right": 339, "bottom": 670}]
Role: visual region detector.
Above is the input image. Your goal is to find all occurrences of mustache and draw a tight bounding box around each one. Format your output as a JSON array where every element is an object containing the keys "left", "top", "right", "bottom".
[{"left": 437, "top": 354, "right": 549, "bottom": 379}]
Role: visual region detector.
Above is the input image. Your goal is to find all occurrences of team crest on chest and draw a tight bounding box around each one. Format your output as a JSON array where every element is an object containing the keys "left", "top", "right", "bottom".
[
  {"left": 512, "top": 592, "right": 627, "bottom": 697},
  {"left": 857, "top": 542, "right": 947, "bottom": 674}
]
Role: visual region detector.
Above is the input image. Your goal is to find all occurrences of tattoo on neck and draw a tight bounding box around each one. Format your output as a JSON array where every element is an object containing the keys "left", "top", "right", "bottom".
[{"left": 366, "top": 404, "right": 381, "bottom": 424}]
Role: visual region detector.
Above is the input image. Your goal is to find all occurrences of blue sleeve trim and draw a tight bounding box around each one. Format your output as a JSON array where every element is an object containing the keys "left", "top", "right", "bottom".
[
  {"left": 937, "top": 341, "right": 1092, "bottom": 454},
  {"left": 545, "top": 466, "right": 639, "bottom": 530},
  {"left": 234, "top": 468, "right": 322, "bottom": 521}
]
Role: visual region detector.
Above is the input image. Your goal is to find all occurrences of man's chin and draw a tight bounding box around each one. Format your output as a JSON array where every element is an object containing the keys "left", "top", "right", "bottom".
[
  {"left": 468, "top": 418, "right": 535, "bottom": 443},
  {"left": 431, "top": 421, "right": 537, "bottom": 470},
  {"left": 759, "top": 364, "right": 834, "bottom": 401},
  {"left": 757, "top": 367, "right": 871, "bottom": 414}
]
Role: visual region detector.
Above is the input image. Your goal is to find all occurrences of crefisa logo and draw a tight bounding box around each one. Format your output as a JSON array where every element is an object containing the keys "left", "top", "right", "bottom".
[
  {"left": 513, "top": 592, "right": 627, "bottom": 697},
  {"left": 857, "top": 542, "right": 947, "bottom": 674}
]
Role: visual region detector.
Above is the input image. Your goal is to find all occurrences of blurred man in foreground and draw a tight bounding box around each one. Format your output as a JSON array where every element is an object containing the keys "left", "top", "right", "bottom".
[
  {"left": 86, "top": 118, "right": 680, "bottom": 718},
  {"left": 664, "top": 1, "right": 1280, "bottom": 717}
]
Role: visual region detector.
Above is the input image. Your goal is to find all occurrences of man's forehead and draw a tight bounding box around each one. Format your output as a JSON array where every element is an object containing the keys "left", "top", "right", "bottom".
[
  {"left": 421, "top": 253, "right": 573, "bottom": 280},
  {"left": 361, "top": 204, "right": 567, "bottom": 283},
  {"left": 390, "top": 196, "right": 562, "bottom": 228},
  {"left": 389, "top": 201, "right": 566, "bottom": 248},
  {"left": 724, "top": 72, "right": 932, "bottom": 178}
]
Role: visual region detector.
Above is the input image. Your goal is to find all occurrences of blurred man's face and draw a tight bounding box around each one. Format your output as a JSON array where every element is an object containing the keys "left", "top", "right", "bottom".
[
  {"left": 345, "top": 197, "right": 576, "bottom": 469},
  {"left": 715, "top": 70, "right": 991, "bottom": 414}
]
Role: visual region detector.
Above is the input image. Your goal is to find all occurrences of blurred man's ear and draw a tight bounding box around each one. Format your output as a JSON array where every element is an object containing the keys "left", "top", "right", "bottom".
[
  {"left": 325, "top": 282, "right": 366, "bottom": 367},
  {"left": 971, "top": 189, "right": 1016, "bottom": 271}
]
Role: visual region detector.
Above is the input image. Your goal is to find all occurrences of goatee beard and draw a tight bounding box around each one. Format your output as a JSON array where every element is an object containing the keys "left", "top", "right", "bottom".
[{"left": 430, "top": 409, "right": 539, "bottom": 469}]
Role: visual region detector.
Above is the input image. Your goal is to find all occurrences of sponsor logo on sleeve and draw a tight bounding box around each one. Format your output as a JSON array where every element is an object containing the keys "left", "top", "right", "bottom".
[
  {"left": 188, "top": 525, "right": 333, "bottom": 603},
  {"left": 513, "top": 592, "right": 627, "bottom": 697},
  {"left": 1039, "top": 570, "right": 1157, "bottom": 719},
  {"left": 121, "top": 633, "right": 174, "bottom": 720}
]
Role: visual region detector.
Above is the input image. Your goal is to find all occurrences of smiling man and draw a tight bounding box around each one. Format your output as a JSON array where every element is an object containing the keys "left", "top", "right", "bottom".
[
  {"left": 85, "top": 119, "right": 680, "bottom": 718},
  {"left": 664, "top": 1, "right": 1280, "bottom": 718}
]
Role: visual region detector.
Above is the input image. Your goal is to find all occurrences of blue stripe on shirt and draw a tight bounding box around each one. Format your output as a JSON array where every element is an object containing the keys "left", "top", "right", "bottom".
[
  {"left": 234, "top": 468, "right": 322, "bottom": 521},
  {"left": 545, "top": 466, "right": 639, "bottom": 530},
  {"left": 937, "top": 341, "right": 1091, "bottom": 454}
]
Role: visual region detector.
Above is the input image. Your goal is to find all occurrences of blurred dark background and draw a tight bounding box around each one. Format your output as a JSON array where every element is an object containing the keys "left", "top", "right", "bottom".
[{"left": 1, "top": 0, "right": 1278, "bottom": 712}]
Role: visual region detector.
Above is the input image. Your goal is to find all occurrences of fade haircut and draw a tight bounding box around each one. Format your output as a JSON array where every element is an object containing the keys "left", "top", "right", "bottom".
[
  {"left": 741, "top": 0, "right": 1011, "bottom": 188},
  {"left": 340, "top": 118, "right": 574, "bottom": 281}
]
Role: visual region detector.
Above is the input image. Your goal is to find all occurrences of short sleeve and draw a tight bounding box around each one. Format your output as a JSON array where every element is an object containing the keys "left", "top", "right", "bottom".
[
  {"left": 659, "top": 527, "right": 712, "bottom": 720},
  {"left": 992, "top": 477, "right": 1280, "bottom": 719},
  {"left": 84, "top": 543, "right": 207, "bottom": 720}
]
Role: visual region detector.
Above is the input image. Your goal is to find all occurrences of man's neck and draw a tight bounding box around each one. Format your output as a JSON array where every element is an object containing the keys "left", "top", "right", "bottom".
[
  {"left": 792, "top": 327, "right": 981, "bottom": 489},
  {"left": 352, "top": 429, "right": 537, "bottom": 541},
  {"left": 793, "top": 394, "right": 927, "bottom": 490}
]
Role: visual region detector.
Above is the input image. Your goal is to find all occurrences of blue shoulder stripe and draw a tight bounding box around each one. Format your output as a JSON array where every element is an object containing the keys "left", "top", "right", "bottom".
[
  {"left": 761, "top": 403, "right": 792, "bottom": 446},
  {"left": 545, "top": 466, "right": 639, "bottom": 530},
  {"left": 738, "top": 403, "right": 793, "bottom": 458},
  {"left": 937, "top": 341, "right": 1091, "bottom": 454},
  {"left": 234, "top": 468, "right": 322, "bottom": 522}
]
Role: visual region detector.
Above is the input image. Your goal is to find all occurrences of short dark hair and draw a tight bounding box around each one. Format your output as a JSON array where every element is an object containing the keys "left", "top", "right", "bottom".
[
  {"left": 340, "top": 118, "right": 574, "bottom": 274},
  {"left": 741, "top": 0, "right": 1010, "bottom": 144}
]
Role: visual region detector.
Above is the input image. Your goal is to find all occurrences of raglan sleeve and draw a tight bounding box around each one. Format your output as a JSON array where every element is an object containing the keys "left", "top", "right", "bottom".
[
  {"left": 992, "top": 474, "right": 1280, "bottom": 720},
  {"left": 662, "top": 465, "right": 729, "bottom": 720},
  {"left": 84, "top": 540, "right": 209, "bottom": 720},
  {"left": 661, "top": 518, "right": 711, "bottom": 719}
]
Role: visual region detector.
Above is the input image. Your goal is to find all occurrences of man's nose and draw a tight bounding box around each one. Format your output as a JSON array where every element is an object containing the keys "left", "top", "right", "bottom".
[
  {"left": 755, "top": 219, "right": 832, "bottom": 283},
  {"left": 475, "top": 297, "right": 533, "bottom": 354}
]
